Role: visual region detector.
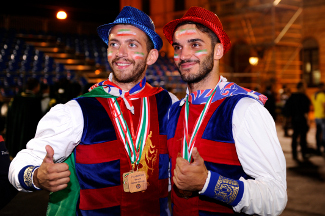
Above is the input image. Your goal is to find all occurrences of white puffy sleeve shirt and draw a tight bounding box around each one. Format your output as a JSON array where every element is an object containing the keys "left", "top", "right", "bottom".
[
  {"left": 231, "top": 97, "right": 287, "bottom": 215},
  {"left": 9, "top": 100, "right": 84, "bottom": 191}
]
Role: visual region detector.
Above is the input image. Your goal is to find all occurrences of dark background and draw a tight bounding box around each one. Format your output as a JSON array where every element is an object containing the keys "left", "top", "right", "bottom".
[{"left": 0, "top": 1, "right": 120, "bottom": 24}]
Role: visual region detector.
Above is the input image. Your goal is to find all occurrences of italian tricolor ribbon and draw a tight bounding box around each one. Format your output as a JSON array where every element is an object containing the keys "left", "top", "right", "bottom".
[
  {"left": 108, "top": 97, "right": 150, "bottom": 166},
  {"left": 182, "top": 80, "right": 221, "bottom": 162}
]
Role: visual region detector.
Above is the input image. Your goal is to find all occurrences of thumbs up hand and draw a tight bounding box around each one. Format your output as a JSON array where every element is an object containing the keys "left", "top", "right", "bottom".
[
  {"left": 173, "top": 147, "right": 208, "bottom": 191},
  {"left": 33, "top": 145, "right": 70, "bottom": 192}
]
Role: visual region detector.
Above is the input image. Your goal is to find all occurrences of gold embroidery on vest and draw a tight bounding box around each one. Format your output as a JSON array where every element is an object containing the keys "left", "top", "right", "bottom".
[
  {"left": 138, "top": 131, "right": 158, "bottom": 182},
  {"left": 214, "top": 175, "right": 239, "bottom": 204}
]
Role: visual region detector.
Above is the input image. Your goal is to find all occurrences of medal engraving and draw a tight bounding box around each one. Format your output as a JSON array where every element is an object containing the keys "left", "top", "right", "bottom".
[
  {"left": 128, "top": 171, "right": 147, "bottom": 193},
  {"left": 123, "top": 171, "right": 133, "bottom": 192}
]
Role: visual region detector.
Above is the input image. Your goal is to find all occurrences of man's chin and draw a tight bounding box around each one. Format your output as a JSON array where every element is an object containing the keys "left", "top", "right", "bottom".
[{"left": 114, "top": 75, "right": 135, "bottom": 84}]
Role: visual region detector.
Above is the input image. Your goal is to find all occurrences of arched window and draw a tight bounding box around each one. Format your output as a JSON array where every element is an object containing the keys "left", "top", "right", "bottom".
[{"left": 301, "top": 38, "right": 319, "bottom": 87}]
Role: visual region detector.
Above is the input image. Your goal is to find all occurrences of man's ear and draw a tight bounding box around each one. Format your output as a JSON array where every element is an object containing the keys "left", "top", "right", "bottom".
[
  {"left": 214, "top": 43, "right": 224, "bottom": 60},
  {"left": 146, "top": 49, "right": 159, "bottom": 65}
]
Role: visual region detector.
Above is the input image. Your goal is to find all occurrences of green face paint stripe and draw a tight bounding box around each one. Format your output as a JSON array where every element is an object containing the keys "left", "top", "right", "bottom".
[
  {"left": 195, "top": 49, "right": 208, "bottom": 53},
  {"left": 118, "top": 29, "right": 131, "bottom": 32}
]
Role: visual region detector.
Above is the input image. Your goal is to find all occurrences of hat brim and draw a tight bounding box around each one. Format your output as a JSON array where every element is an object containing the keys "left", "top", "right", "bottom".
[
  {"left": 97, "top": 18, "right": 163, "bottom": 51},
  {"left": 163, "top": 17, "right": 231, "bottom": 54}
]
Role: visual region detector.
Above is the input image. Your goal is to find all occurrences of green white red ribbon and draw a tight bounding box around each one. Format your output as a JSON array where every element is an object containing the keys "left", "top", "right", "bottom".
[
  {"left": 182, "top": 80, "right": 220, "bottom": 162},
  {"left": 108, "top": 97, "right": 150, "bottom": 165}
]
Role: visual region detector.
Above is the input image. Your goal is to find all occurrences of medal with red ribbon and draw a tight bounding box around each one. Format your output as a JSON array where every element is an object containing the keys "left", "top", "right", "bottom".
[{"left": 182, "top": 80, "right": 221, "bottom": 162}]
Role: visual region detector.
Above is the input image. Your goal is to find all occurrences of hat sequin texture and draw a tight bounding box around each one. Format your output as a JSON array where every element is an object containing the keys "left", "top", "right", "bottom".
[
  {"left": 97, "top": 6, "right": 163, "bottom": 51},
  {"left": 163, "top": 6, "right": 231, "bottom": 54}
]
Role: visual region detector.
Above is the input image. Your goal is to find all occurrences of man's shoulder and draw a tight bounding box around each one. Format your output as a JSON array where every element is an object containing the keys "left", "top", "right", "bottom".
[{"left": 317, "top": 92, "right": 325, "bottom": 100}]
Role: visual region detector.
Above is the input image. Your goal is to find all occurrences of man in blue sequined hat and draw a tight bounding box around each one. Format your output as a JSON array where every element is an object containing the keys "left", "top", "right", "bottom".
[{"left": 9, "top": 6, "right": 177, "bottom": 215}]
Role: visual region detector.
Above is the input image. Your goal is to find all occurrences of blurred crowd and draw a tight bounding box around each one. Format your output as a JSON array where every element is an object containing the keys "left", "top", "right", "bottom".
[
  {"left": 263, "top": 82, "right": 325, "bottom": 161},
  {"left": 0, "top": 77, "right": 91, "bottom": 157}
]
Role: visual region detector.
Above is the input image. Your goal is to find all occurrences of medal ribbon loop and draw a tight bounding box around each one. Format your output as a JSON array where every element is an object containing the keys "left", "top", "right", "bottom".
[
  {"left": 182, "top": 80, "right": 221, "bottom": 162},
  {"left": 108, "top": 97, "right": 150, "bottom": 165}
]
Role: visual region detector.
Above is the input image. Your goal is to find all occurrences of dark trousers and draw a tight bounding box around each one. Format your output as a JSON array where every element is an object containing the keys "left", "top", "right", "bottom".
[
  {"left": 315, "top": 118, "right": 325, "bottom": 153},
  {"left": 291, "top": 121, "right": 308, "bottom": 159},
  {"left": 316, "top": 122, "right": 322, "bottom": 152}
]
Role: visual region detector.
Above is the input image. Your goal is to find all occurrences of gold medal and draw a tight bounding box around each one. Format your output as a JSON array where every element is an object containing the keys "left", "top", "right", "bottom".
[
  {"left": 128, "top": 171, "right": 147, "bottom": 193},
  {"left": 122, "top": 171, "right": 133, "bottom": 192}
]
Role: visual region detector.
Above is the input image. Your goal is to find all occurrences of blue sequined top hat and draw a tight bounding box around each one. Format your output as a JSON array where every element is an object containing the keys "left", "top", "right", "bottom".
[{"left": 97, "top": 6, "right": 163, "bottom": 51}]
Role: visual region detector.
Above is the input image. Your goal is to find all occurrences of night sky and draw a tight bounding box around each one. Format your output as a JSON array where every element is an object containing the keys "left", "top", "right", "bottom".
[{"left": 1, "top": 1, "right": 121, "bottom": 24}]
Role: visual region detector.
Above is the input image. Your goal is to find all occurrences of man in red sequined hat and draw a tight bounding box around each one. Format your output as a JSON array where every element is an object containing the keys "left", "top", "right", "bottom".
[{"left": 163, "top": 6, "right": 287, "bottom": 215}]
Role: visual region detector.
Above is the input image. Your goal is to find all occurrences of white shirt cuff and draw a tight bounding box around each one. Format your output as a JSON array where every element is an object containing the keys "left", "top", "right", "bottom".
[
  {"left": 31, "top": 167, "right": 41, "bottom": 190},
  {"left": 199, "top": 171, "right": 211, "bottom": 194}
]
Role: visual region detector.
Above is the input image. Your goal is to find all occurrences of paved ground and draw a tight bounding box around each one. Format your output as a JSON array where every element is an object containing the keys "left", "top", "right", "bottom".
[
  {"left": 278, "top": 124, "right": 325, "bottom": 216},
  {"left": 1, "top": 123, "right": 325, "bottom": 215}
]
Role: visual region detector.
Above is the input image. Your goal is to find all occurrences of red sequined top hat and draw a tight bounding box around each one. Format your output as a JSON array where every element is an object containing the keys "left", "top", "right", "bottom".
[{"left": 163, "top": 6, "right": 231, "bottom": 54}]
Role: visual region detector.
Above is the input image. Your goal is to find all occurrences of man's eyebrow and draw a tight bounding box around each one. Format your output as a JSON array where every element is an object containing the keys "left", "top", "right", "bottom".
[
  {"left": 172, "top": 38, "right": 204, "bottom": 46},
  {"left": 188, "top": 38, "right": 204, "bottom": 43},
  {"left": 172, "top": 42, "right": 180, "bottom": 46},
  {"left": 108, "top": 38, "right": 119, "bottom": 43},
  {"left": 126, "top": 38, "right": 141, "bottom": 44},
  {"left": 108, "top": 38, "right": 141, "bottom": 44}
]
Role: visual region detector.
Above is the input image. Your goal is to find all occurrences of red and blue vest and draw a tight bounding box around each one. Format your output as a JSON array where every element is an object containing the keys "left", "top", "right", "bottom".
[
  {"left": 167, "top": 94, "right": 252, "bottom": 216},
  {"left": 74, "top": 90, "right": 171, "bottom": 215}
]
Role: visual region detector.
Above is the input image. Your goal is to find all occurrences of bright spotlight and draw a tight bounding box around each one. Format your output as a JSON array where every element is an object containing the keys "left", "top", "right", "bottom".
[
  {"left": 249, "top": 57, "right": 259, "bottom": 66},
  {"left": 57, "top": 11, "right": 67, "bottom": 20},
  {"left": 273, "top": 0, "right": 282, "bottom": 5}
]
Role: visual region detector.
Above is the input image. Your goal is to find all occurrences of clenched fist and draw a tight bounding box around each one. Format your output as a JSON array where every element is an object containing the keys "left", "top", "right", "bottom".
[{"left": 173, "top": 147, "right": 208, "bottom": 191}]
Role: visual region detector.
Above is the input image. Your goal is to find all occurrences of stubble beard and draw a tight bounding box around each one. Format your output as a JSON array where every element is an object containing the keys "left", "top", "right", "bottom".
[
  {"left": 110, "top": 57, "right": 147, "bottom": 84},
  {"left": 177, "top": 51, "right": 214, "bottom": 84}
]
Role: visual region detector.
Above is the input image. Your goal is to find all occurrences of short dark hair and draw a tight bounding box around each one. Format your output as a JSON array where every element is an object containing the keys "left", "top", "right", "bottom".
[
  {"left": 26, "top": 78, "right": 39, "bottom": 91},
  {"left": 297, "top": 81, "right": 304, "bottom": 90},
  {"left": 174, "top": 21, "right": 220, "bottom": 49},
  {"left": 144, "top": 34, "right": 154, "bottom": 53}
]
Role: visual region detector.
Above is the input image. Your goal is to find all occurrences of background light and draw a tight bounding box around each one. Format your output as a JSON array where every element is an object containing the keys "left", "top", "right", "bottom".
[
  {"left": 249, "top": 57, "right": 259, "bottom": 66},
  {"left": 57, "top": 11, "right": 67, "bottom": 20},
  {"left": 273, "top": 0, "right": 282, "bottom": 5}
]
